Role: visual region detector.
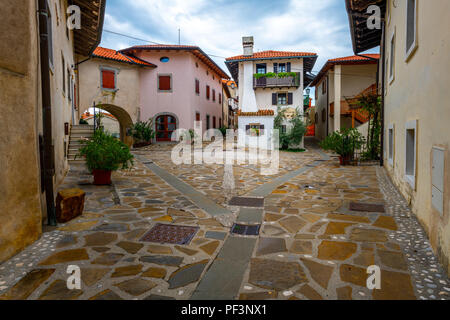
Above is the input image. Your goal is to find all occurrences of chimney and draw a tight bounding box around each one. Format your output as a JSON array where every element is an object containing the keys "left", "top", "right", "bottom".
[{"left": 242, "top": 36, "right": 254, "bottom": 56}]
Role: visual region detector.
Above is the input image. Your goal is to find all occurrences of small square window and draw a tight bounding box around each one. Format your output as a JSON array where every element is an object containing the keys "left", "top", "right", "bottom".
[
  {"left": 277, "top": 93, "right": 287, "bottom": 105},
  {"left": 278, "top": 63, "right": 286, "bottom": 73},
  {"left": 158, "top": 75, "right": 172, "bottom": 91},
  {"left": 256, "top": 64, "right": 266, "bottom": 74}
]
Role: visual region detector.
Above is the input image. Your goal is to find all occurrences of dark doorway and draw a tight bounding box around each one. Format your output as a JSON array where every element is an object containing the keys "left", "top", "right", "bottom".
[{"left": 156, "top": 115, "right": 177, "bottom": 141}]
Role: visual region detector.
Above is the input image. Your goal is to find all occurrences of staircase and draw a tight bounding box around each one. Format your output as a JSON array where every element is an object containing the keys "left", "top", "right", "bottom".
[{"left": 68, "top": 125, "right": 94, "bottom": 164}]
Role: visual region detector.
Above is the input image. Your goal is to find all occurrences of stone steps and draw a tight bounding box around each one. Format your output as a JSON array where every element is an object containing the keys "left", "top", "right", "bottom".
[{"left": 68, "top": 125, "right": 94, "bottom": 164}]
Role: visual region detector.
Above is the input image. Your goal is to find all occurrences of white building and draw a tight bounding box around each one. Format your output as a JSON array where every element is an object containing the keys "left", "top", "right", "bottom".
[{"left": 226, "top": 37, "right": 317, "bottom": 149}]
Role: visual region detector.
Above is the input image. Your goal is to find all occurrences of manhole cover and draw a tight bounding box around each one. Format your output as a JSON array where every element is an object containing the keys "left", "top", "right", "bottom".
[
  {"left": 231, "top": 224, "right": 261, "bottom": 236},
  {"left": 229, "top": 197, "right": 264, "bottom": 207},
  {"left": 140, "top": 224, "right": 199, "bottom": 245},
  {"left": 349, "top": 202, "right": 385, "bottom": 213}
]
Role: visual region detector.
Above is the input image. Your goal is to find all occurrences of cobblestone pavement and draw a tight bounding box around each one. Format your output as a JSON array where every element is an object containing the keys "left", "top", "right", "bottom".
[{"left": 0, "top": 141, "right": 448, "bottom": 300}]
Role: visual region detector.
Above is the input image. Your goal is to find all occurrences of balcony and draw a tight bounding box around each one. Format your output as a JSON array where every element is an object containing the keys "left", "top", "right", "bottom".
[{"left": 253, "top": 72, "right": 300, "bottom": 88}]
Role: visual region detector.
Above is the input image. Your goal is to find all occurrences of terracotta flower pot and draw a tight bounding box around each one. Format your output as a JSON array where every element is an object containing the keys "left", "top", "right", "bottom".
[{"left": 92, "top": 169, "right": 112, "bottom": 185}]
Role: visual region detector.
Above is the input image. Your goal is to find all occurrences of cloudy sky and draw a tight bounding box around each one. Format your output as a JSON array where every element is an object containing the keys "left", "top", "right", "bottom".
[{"left": 100, "top": 0, "right": 377, "bottom": 82}]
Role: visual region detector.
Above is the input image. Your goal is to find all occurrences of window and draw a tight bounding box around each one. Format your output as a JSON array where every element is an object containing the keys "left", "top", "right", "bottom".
[
  {"left": 212, "top": 89, "right": 216, "bottom": 102},
  {"left": 405, "top": 120, "right": 417, "bottom": 189},
  {"left": 67, "top": 68, "right": 71, "bottom": 100},
  {"left": 322, "top": 109, "right": 326, "bottom": 122},
  {"left": 246, "top": 123, "right": 264, "bottom": 137},
  {"left": 47, "top": 2, "right": 54, "bottom": 67},
  {"left": 219, "top": 93, "right": 222, "bottom": 104},
  {"left": 389, "top": 30, "right": 395, "bottom": 83},
  {"left": 278, "top": 93, "right": 287, "bottom": 105},
  {"left": 278, "top": 63, "right": 286, "bottom": 73},
  {"left": 432, "top": 147, "right": 445, "bottom": 216},
  {"left": 158, "top": 74, "right": 172, "bottom": 91},
  {"left": 256, "top": 63, "right": 266, "bottom": 74},
  {"left": 206, "top": 115, "right": 210, "bottom": 130},
  {"left": 213, "top": 116, "right": 216, "bottom": 129},
  {"left": 406, "top": 0, "right": 418, "bottom": 60},
  {"left": 101, "top": 69, "right": 116, "bottom": 90},
  {"left": 281, "top": 125, "right": 287, "bottom": 134},
  {"left": 388, "top": 124, "right": 394, "bottom": 166},
  {"left": 219, "top": 118, "right": 222, "bottom": 128},
  {"left": 315, "top": 87, "right": 318, "bottom": 100},
  {"left": 206, "top": 85, "right": 210, "bottom": 100},
  {"left": 62, "top": 55, "right": 65, "bottom": 95},
  {"left": 322, "top": 78, "right": 327, "bottom": 94},
  {"left": 272, "top": 92, "right": 293, "bottom": 105},
  {"left": 195, "top": 112, "right": 201, "bottom": 122},
  {"left": 195, "top": 79, "right": 200, "bottom": 95},
  {"left": 160, "top": 57, "right": 170, "bottom": 63}
]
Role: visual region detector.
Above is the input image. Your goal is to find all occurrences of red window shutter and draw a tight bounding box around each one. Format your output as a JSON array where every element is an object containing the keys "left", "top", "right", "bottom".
[
  {"left": 213, "top": 116, "right": 216, "bottom": 128},
  {"left": 102, "top": 70, "right": 115, "bottom": 89},
  {"left": 219, "top": 93, "right": 221, "bottom": 104},
  {"left": 206, "top": 86, "right": 210, "bottom": 99},
  {"left": 195, "top": 79, "right": 200, "bottom": 94},
  {"left": 159, "top": 75, "right": 171, "bottom": 91},
  {"left": 213, "top": 89, "right": 216, "bottom": 101}
]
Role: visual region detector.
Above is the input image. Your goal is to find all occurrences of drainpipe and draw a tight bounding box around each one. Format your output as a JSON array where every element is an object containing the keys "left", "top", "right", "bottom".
[
  {"left": 38, "top": 0, "right": 57, "bottom": 226},
  {"left": 380, "top": 20, "right": 386, "bottom": 167},
  {"left": 326, "top": 74, "right": 329, "bottom": 137}
]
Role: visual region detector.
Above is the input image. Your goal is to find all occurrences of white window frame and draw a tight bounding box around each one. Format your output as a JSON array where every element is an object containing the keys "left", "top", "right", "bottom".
[
  {"left": 405, "top": 120, "right": 417, "bottom": 189},
  {"left": 405, "top": 0, "right": 418, "bottom": 62},
  {"left": 389, "top": 29, "right": 396, "bottom": 84},
  {"left": 388, "top": 123, "right": 395, "bottom": 167},
  {"left": 100, "top": 66, "right": 119, "bottom": 92}
]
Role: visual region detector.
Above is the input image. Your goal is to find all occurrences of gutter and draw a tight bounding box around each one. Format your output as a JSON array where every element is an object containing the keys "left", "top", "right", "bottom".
[{"left": 38, "top": 0, "right": 57, "bottom": 226}]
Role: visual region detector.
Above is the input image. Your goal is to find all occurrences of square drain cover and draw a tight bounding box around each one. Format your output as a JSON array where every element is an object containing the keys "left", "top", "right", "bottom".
[
  {"left": 140, "top": 223, "right": 199, "bottom": 245},
  {"left": 349, "top": 202, "right": 385, "bottom": 213},
  {"left": 229, "top": 197, "right": 264, "bottom": 207},
  {"left": 231, "top": 224, "right": 261, "bottom": 236}
]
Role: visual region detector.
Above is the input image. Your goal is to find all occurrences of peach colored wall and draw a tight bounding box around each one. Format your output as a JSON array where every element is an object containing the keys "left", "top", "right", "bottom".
[{"left": 136, "top": 50, "right": 224, "bottom": 133}]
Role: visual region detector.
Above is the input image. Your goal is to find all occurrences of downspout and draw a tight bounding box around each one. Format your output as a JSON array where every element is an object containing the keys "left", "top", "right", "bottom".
[
  {"left": 380, "top": 20, "right": 386, "bottom": 167},
  {"left": 38, "top": 0, "right": 57, "bottom": 226},
  {"left": 326, "top": 73, "right": 329, "bottom": 136}
]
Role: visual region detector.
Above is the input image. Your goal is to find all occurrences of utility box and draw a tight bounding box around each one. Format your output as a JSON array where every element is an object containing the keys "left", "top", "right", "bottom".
[{"left": 431, "top": 147, "right": 445, "bottom": 216}]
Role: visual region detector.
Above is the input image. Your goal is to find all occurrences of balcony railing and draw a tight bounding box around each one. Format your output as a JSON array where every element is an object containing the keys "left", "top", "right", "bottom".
[{"left": 253, "top": 72, "right": 300, "bottom": 88}]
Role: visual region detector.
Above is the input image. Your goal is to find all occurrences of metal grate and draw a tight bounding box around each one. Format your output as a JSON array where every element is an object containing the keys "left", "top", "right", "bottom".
[
  {"left": 349, "top": 202, "right": 385, "bottom": 213},
  {"left": 140, "top": 223, "right": 199, "bottom": 245},
  {"left": 229, "top": 197, "right": 264, "bottom": 207},
  {"left": 231, "top": 224, "right": 261, "bottom": 236}
]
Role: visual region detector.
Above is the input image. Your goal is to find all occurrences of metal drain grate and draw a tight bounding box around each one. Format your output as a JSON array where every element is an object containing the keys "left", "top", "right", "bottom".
[
  {"left": 140, "top": 223, "right": 199, "bottom": 245},
  {"left": 349, "top": 202, "right": 385, "bottom": 213},
  {"left": 229, "top": 197, "right": 264, "bottom": 207},
  {"left": 230, "top": 223, "right": 261, "bottom": 236}
]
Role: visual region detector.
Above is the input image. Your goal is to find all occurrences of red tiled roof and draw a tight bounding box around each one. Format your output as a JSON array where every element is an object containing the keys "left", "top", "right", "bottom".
[
  {"left": 226, "top": 50, "right": 317, "bottom": 61},
  {"left": 82, "top": 112, "right": 118, "bottom": 121},
  {"left": 120, "top": 45, "right": 230, "bottom": 79},
  {"left": 310, "top": 54, "right": 380, "bottom": 86},
  {"left": 92, "top": 47, "right": 156, "bottom": 67}
]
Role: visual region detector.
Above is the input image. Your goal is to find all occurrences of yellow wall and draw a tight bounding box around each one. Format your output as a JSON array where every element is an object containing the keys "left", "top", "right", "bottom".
[{"left": 383, "top": 0, "right": 450, "bottom": 274}]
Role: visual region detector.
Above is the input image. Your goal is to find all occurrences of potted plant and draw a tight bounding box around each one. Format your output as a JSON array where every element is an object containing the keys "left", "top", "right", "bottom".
[
  {"left": 77, "top": 130, "right": 134, "bottom": 185},
  {"left": 320, "top": 128, "right": 364, "bottom": 165}
]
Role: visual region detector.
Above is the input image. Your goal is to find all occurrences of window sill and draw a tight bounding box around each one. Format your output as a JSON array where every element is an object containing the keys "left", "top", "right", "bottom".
[{"left": 102, "top": 88, "right": 118, "bottom": 93}]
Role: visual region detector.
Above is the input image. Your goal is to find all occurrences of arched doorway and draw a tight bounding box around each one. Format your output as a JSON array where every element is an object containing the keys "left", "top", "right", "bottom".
[
  {"left": 155, "top": 113, "right": 178, "bottom": 142},
  {"left": 85, "top": 104, "right": 134, "bottom": 147}
]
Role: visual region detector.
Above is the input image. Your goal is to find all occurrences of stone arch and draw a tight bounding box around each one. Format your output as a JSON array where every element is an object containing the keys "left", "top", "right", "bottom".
[
  {"left": 153, "top": 112, "right": 180, "bottom": 142},
  {"left": 94, "top": 104, "right": 134, "bottom": 147}
]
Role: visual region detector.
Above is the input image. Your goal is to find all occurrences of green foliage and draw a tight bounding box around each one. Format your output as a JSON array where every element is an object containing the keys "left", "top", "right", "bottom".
[
  {"left": 218, "top": 126, "right": 228, "bottom": 136},
  {"left": 131, "top": 119, "right": 155, "bottom": 143},
  {"left": 358, "top": 93, "right": 381, "bottom": 160},
  {"left": 79, "top": 118, "right": 88, "bottom": 125},
  {"left": 320, "top": 128, "right": 365, "bottom": 157},
  {"left": 274, "top": 107, "right": 306, "bottom": 150},
  {"left": 253, "top": 72, "right": 297, "bottom": 79},
  {"left": 78, "top": 130, "right": 134, "bottom": 172}
]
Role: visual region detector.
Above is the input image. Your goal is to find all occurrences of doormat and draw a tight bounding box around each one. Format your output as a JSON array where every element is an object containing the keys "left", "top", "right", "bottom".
[
  {"left": 349, "top": 202, "right": 385, "bottom": 213},
  {"left": 229, "top": 197, "right": 264, "bottom": 207},
  {"left": 140, "top": 223, "right": 199, "bottom": 245},
  {"left": 230, "top": 223, "right": 261, "bottom": 236}
]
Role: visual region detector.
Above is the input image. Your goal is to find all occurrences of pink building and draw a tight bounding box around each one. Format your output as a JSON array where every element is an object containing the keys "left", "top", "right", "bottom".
[{"left": 121, "top": 45, "right": 230, "bottom": 142}]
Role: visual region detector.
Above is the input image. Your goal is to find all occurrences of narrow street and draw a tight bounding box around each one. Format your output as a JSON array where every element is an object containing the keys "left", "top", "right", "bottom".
[{"left": 1, "top": 140, "right": 448, "bottom": 300}]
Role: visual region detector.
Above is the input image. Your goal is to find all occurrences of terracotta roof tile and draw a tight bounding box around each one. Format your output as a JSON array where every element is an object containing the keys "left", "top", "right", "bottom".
[
  {"left": 92, "top": 47, "right": 156, "bottom": 67},
  {"left": 226, "top": 50, "right": 317, "bottom": 61}
]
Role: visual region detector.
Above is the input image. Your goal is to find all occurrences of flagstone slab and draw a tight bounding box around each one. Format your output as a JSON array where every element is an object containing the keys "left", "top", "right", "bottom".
[
  {"left": 89, "top": 289, "right": 123, "bottom": 300},
  {"left": 200, "top": 241, "right": 220, "bottom": 256},
  {"left": 58, "top": 220, "right": 99, "bottom": 232},
  {"left": 139, "top": 255, "right": 184, "bottom": 267},
  {"left": 109, "top": 214, "right": 140, "bottom": 222},
  {"left": 353, "top": 250, "right": 375, "bottom": 267},
  {"left": 289, "top": 241, "right": 313, "bottom": 255},
  {"left": 299, "top": 213, "right": 322, "bottom": 224},
  {"left": 294, "top": 234, "right": 316, "bottom": 240},
  {"left": 168, "top": 260, "right": 209, "bottom": 289},
  {"left": 114, "top": 278, "right": 156, "bottom": 296},
  {"left": 175, "top": 246, "right": 199, "bottom": 256},
  {"left": 327, "top": 213, "right": 371, "bottom": 224},
  {"left": 39, "top": 249, "right": 89, "bottom": 266},
  {"left": 256, "top": 238, "right": 287, "bottom": 256},
  {"left": 205, "top": 231, "right": 227, "bottom": 241},
  {"left": 168, "top": 208, "right": 194, "bottom": 217},
  {"left": 248, "top": 258, "right": 307, "bottom": 291},
  {"left": 91, "top": 253, "right": 124, "bottom": 266},
  {"left": 93, "top": 223, "right": 129, "bottom": 232},
  {"left": 372, "top": 216, "right": 398, "bottom": 231},
  {"left": 55, "top": 235, "right": 78, "bottom": 248},
  {"left": 378, "top": 249, "right": 408, "bottom": 271},
  {"left": 142, "top": 267, "right": 167, "bottom": 279},
  {"left": 262, "top": 225, "right": 286, "bottom": 237},
  {"left": 111, "top": 265, "right": 143, "bottom": 278},
  {"left": 264, "top": 213, "right": 284, "bottom": 222},
  {"left": 300, "top": 258, "right": 334, "bottom": 289},
  {"left": 123, "top": 228, "right": 147, "bottom": 241},
  {"left": 147, "top": 245, "right": 173, "bottom": 255},
  {"left": 144, "top": 294, "right": 176, "bottom": 300},
  {"left": 309, "top": 221, "right": 327, "bottom": 233},
  {"left": 350, "top": 228, "right": 388, "bottom": 242},
  {"left": 324, "top": 222, "right": 355, "bottom": 235},
  {"left": 116, "top": 241, "right": 144, "bottom": 254},
  {"left": 84, "top": 232, "right": 118, "bottom": 247},
  {"left": 38, "top": 280, "right": 83, "bottom": 300},
  {"left": 297, "top": 284, "right": 323, "bottom": 300},
  {"left": 339, "top": 264, "right": 367, "bottom": 287},
  {"left": 239, "top": 291, "right": 277, "bottom": 300},
  {"left": 92, "top": 247, "right": 110, "bottom": 253},
  {"left": 336, "top": 286, "right": 353, "bottom": 300},
  {"left": 279, "top": 216, "right": 306, "bottom": 233},
  {"left": 81, "top": 268, "right": 111, "bottom": 286},
  {"left": 318, "top": 241, "right": 357, "bottom": 261},
  {"left": 372, "top": 270, "right": 416, "bottom": 300},
  {"left": 0, "top": 269, "right": 55, "bottom": 300}
]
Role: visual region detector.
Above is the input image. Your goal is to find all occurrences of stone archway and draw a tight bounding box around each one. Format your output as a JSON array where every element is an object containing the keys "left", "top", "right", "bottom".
[{"left": 94, "top": 104, "right": 134, "bottom": 147}]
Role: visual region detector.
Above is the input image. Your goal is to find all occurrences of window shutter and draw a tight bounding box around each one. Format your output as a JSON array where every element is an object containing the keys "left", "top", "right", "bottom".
[
  {"left": 272, "top": 93, "right": 277, "bottom": 105},
  {"left": 273, "top": 63, "right": 278, "bottom": 73},
  {"left": 195, "top": 79, "right": 199, "bottom": 94},
  {"left": 159, "top": 75, "right": 171, "bottom": 91},
  {"left": 102, "top": 70, "right": 115, "bottom": 89},
  {"left": 288, "top": 92, "right": 293, "bottom": 105},
  {"left": 287, "top": 62, "right": 291, "bottom": 72},
  {"left": 260, "top": 124, "right": 265, "bottom": 135}
]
